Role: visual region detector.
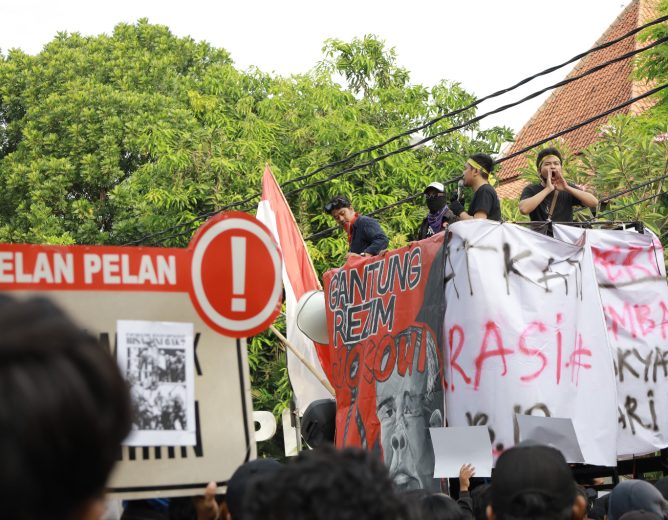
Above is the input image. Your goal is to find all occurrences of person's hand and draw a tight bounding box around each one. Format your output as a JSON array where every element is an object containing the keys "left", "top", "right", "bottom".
[
  {"left": 459, "top": 463, "right": 475, "bottom": 492},
  {"left": 552, "top": 171, "right": 567, "bottom": 191},
  {"left": 193, "top": 481, "right": 221, "bottom": 520},
  {"left": 449, "top": 199, "right": 465, "bottom": 217},
  {"left": 345, "top": 252, "right": 362, "bottom": 259},
  {"left": 544, "top": 170, "right": 555, "bottom": 192}
]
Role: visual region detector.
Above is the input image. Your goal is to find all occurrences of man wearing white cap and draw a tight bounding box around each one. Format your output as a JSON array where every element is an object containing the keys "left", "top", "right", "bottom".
[{"left": 416, "top": 181, "right": 457, "bottom": 240}]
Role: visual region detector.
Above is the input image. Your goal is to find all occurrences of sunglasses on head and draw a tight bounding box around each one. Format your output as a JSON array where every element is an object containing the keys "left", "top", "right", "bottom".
[{"left": 325, "top": 197, "right": 349, "bottom": 212}]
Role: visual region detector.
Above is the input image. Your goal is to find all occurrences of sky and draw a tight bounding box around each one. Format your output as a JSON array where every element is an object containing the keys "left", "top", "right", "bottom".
[{"left": 1, "top": 0, "right": 632, "bottom": 134}]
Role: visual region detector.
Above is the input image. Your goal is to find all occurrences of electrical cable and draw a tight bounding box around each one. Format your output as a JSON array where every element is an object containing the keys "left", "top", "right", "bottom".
[
  {"left": 126, "top": 23, "right": 668, "bottom": 246},
  {"left": 496, "top": 82, "right": 668, "bottom": 166},
  {"left": 163, "top": 15, "right": 668, "bottom": 225},
  {"left": 278, "top": 13, "right": 668, "bottom": 190},
  {"left": 149, "top": 80, "right": 668, "bottom": 246},
  {"left": 587, "top": 190, "right": 668, "bottom": 221},
  {"left": 279, "top": 39, "right": 667, "bottom": 200},
  {"left": 146, "top": 83, "right": 668, "bottom": 248},
  {"left": 129, "top": 31, "right": 668, "bottom": 246},
  {"left": 573, "top": 172, "right": 668, "bottom": 213}
]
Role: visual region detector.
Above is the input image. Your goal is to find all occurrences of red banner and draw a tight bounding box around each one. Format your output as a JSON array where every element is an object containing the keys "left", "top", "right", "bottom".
[
  {"left": 323, "top": 234, "right": 446, "bottom": 491},
  {"left": 0, "top": 212, "right": 283, "bottom": 338},
  {"left": 0, "top": 244, "right": 189, "bottom": 292}
]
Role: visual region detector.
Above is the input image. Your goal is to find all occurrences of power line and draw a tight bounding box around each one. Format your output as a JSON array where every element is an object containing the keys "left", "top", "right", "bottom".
[
  {"left": 587, "top": 190, "right": 668, "bottom": 221},
  {"left": 277, "top": 38, "right": 667, "bottom": 201},
  {"left": 126, "top": 20, "right": 668, "bottom": 247},
  {"left": 277, "top": 14, "right": 668, "bottom": 190},
  {"left": 129, "top": 32, "right": 668, "bottom": 246},
  {"left": 145, "top": 82, "right": 668, "bottom": 247},
  {"left": 496, "top": 82, "right": 668, "bottom": 165},
  {"left": 574, "top": 172, "right": 668, "bottom": 213}
]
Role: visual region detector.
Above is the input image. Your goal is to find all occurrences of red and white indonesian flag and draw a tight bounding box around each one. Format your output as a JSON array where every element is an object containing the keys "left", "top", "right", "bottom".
[{"left": 256, "top": 166, "right": 332, "bottom": 410}]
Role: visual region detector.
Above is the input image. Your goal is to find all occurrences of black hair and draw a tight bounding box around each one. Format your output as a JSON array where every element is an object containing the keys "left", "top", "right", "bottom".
[
  {"left": 494, "top": 493, "right": 574, "bottom": 520},
  {"left": 398, "top": 489, "right": 431, "bottom": 520},
  {"left": 0, "top": 296, "right": 132, "bottom": 520},
  {"left": 324, "top": 196, "right": 351, "bottom": 213},
  {"left": 244, "top": 445, "right": 407, "bottom": 520},
  {"left": 469, "top": 153, "right": 495, "bottom": 180},
  {"left": 418, "top": 494, "right": 466, "bottom": 520},
  {"left": 536, "top": 148, "right": 563, "bottom": 170},
  {"left": 472, "top": 484, "right": 493, "bottom": 520}
]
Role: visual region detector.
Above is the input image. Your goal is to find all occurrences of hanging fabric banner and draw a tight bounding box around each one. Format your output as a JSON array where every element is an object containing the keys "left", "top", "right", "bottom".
[
  {"left": 554, "top": 224, "right": 668, "bottom": 457},
  {"left": 444, "top": 220, "right": 618, "bottom": 466},
  {"left": 323, "top": 234, "right": 446, "bottom": 491}
]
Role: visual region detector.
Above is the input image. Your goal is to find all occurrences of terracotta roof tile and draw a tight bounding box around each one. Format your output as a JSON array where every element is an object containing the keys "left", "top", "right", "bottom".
[{"left": 496, "top": 0, "right": 659, "bottom": 200}]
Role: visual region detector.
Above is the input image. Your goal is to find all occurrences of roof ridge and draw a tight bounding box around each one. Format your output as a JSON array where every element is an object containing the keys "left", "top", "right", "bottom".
[{"left": 495, "top": 0, "right": 662, "bottom": 200}]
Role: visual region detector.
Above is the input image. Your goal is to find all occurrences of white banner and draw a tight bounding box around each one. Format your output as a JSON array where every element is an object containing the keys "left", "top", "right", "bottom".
[
  {"left": 554, "top": 225, "right": 668, "bottom": 457},
  {"left": 444, "top": 220, "right": 618, "bottom": 466}
]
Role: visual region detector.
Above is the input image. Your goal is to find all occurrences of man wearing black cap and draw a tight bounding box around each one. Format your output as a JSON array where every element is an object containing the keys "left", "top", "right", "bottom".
[
  {"left": 519, "top": 148, "right": 598, "bottom": 225},
  {"left": 325, "top": 196, "right": 389, "bottom": 257},
  {"left": 416, "top": 181, "right": 458, "bottom": 240},
  {"left": 488, "top": 443, "right": 587, "bottom": 520}
]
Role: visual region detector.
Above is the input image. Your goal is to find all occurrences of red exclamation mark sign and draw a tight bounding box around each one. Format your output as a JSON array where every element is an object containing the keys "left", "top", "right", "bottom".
[{"left": 231, "top": 236, "right": 247, "bottom": 312}]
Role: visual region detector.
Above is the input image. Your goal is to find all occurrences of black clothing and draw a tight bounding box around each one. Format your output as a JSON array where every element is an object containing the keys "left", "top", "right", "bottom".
[
  {"left": 416, "top": 209, "right": 457, "bottom": 240},
  {"left": 349, "top": 215, "right": 389, "bottom": 255},
  {"left": 468, "top": 184, "right": 501, "bottom": 222},
  {"left": 426, "top": 196, "right": 447, "bottom": 214},
  {"left": 520, "top": 183, "right": 583, "bottom": 222},
  {"left": 457, "top": 490, "right": 474, "bottom": 519}
]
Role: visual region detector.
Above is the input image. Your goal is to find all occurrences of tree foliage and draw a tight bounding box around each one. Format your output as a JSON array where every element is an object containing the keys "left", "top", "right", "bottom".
[
  {"left": 513, "top": 0, "right": 668, "bottom": 248},
  {"left": 0, "top": 21, "right": 514, "bottom": 454}
]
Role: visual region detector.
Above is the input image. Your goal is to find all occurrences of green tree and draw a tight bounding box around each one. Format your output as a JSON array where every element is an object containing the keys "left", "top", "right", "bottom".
[
  {"left": 0, "top": 23, "right": 513, "bottom": 454},
  {"left": 573, "top": 0, "right": 668, "bottom": 245},
  {"left": 509, "top": 0, "right": 668, "bottom": 248}
]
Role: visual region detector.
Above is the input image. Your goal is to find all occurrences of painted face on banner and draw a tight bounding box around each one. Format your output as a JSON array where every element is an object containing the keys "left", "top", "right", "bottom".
[{"left": 375, "top": 328, "right": 442, "bottom": 491}]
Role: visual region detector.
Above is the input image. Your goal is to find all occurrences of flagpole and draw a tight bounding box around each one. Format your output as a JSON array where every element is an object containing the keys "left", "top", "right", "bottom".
[{"left": 269, "top": 325, "right": 335, "bottom": 397}]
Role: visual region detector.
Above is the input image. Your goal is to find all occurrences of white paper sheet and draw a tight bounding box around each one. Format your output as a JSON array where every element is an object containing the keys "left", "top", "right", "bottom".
[
  {"left": 516, "top": 414, "right": 584, "bottom": 463},
  {"left": 117, "top": 320, "right": 196, "bottom": 446},
  {"left": 429, "top": 426, "right": 493, "bottom": 478}
]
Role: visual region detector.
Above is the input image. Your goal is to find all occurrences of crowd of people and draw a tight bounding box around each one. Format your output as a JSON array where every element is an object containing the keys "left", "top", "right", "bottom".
[
  {"left": 325, "top": 148, "right": 599, "bottom": 254},
  {"left": 0, "top": 149, "right": 641, "bottom": 520},
  {"left": 2, "top": 292, "right": 668, "bottom": 520}
]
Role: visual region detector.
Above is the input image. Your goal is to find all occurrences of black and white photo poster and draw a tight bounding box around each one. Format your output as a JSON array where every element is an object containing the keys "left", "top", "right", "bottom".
[{"left": 117, "top": 320, "right": 196, "bottom": 446}]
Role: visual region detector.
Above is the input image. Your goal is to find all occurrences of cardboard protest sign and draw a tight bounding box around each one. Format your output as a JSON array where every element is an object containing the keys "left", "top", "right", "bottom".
[
  {"left": 323, "top": 234, "right": 446, "bottom": 491},
  {"left": 0, "top": 212, "right": 283, "bottom": 498},
  {"left": 443, "top": 220, "right": 618, "bottom": 466},
  {"left": 554, "top": 225, "right": 668, "bottom": 457}
]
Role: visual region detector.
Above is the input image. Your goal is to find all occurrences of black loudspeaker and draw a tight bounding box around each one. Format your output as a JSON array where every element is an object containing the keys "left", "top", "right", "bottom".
[{"left": 300, "top": 398, "right": 336, "bottom": 448}]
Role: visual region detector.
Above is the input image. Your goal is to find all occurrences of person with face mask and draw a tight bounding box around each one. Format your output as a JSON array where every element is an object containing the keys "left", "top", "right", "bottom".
[
  {"left": 519, "top": 147, "right": 598, "bottom": 225},
  {"left": 416, "top": 182, "right": 458, "bottom": 240}
]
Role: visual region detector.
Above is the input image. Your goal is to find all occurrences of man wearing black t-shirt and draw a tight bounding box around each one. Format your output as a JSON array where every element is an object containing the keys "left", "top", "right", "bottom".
[
  {"left": 519, "top": 148, "right": 597, "bottom": 224},
  {"left": 449, "top": 153, "right": 502, "bottom": 222}
]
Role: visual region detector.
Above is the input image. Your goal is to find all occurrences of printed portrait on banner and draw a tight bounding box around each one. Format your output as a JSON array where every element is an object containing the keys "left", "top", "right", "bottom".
[{"left": 323, "top": 234, "right": 446, "bottom": 491}]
